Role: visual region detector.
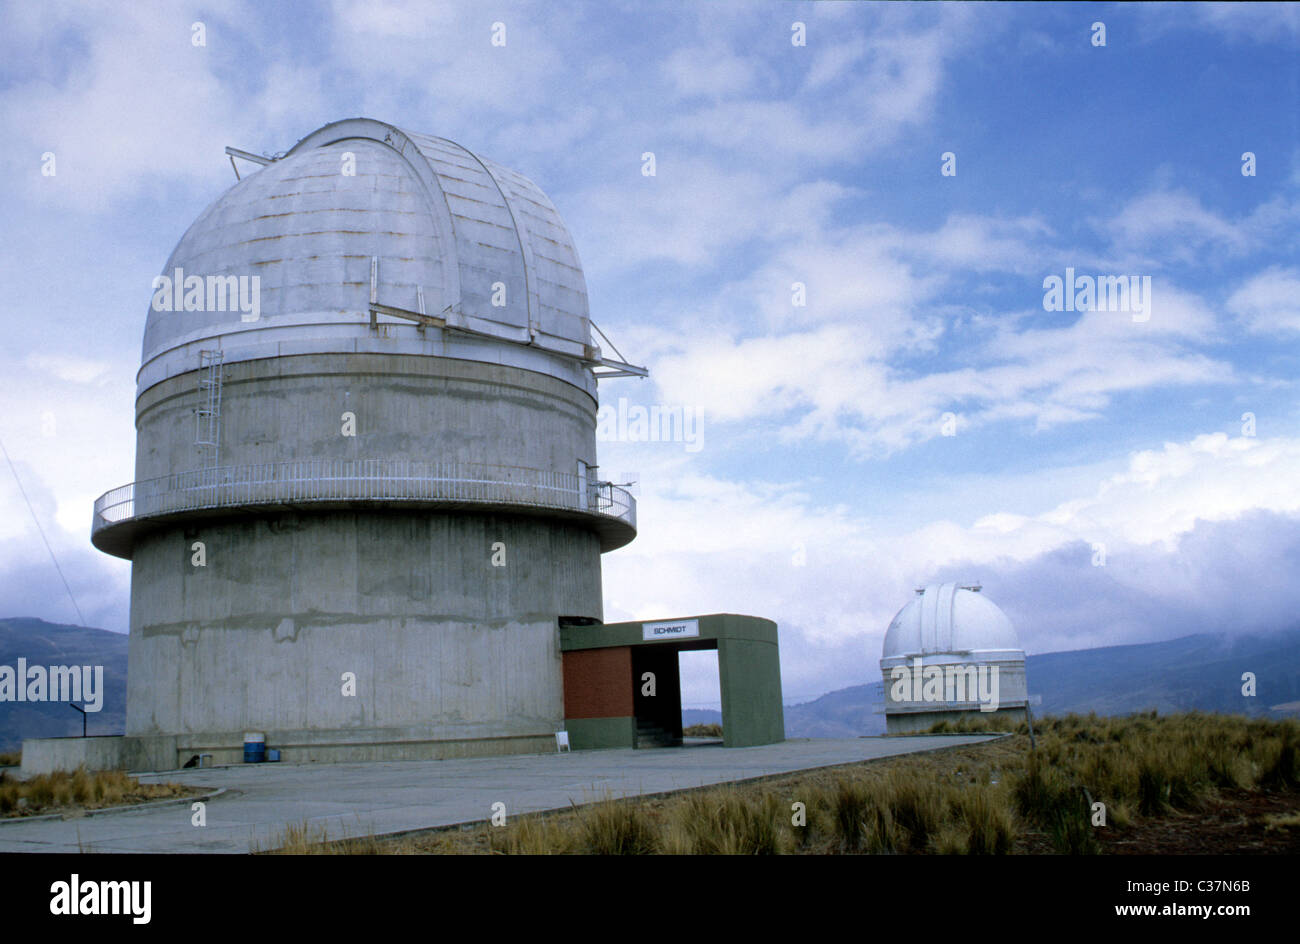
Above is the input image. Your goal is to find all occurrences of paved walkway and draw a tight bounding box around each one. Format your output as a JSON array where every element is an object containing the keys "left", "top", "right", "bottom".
[{"left": 0, "top": 735, "right": 997, "bottom": 853}]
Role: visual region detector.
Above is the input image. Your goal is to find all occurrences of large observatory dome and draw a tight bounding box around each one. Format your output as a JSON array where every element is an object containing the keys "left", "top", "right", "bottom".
[
  {"left": 882, "top": 582, "right": 1021, "bottom": 659},
  {"left": 140, "top": 118, "right": 601, "bottom": 397},
  {"left": 87, "top": 118, "right": 643, "bottom": 766}
]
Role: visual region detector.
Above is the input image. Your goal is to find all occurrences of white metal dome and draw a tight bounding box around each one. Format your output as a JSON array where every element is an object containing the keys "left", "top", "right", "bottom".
[
  {"left": 138, "top": 118, "right": 626, "bottom": 399},
  {"left": 881, "top": 583, "right": 1022, "bottom": 659}
]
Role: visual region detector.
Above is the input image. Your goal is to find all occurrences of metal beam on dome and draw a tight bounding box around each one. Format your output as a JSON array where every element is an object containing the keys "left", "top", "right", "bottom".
[
  {"left": 590, "top": 359, "right": 648, "bottom": 380},
  {"left": 369, "top": 302, "right": 447, "bottom": 331},
  {"left": 224, "top": 146, "right": 274, "bottom": 166},
  {"left": 225, "top": 146, "right": 276, "bottom": 181},
  {"left": 589, "top": 320, "right": 648, "bottom": 379},
  {"left": 367, "top": 257, "right": 648, "bottom": 379},
  {"left": 365, "top": 298, "right": 646, "bottom": 378},
  {"left": 367, "top": 301, "right": 648, "bottom": 379}
]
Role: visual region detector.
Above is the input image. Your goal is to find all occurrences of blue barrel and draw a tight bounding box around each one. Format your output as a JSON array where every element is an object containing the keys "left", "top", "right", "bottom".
[{"left": 243, "top": 732, "right": 266, "bottom": 763}]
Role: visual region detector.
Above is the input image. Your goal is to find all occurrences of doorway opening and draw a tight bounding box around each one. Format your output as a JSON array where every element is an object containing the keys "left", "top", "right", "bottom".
[
  {"left": 631, "top": 640, "right": 722, "bottom": 748},
  {"left": 678, "top": 647, "right": 722, "bottom": 744}
]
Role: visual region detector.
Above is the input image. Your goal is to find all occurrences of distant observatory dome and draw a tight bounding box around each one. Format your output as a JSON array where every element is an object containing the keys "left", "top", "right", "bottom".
[
  {"left": 879, "top": 583, "right": 1030, "bottom": 735},
  {"left": 882, "top": 582, "right": 1021, "bottom": 659}
]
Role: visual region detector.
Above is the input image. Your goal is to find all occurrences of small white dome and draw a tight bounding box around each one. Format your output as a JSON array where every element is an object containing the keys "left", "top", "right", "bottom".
[{"left": 881, "top": 583, "right": 1021, "bottom": 660}]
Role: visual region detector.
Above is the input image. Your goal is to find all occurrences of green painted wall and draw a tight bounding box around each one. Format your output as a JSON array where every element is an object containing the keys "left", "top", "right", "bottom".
[
  {"left": 566, "top": 716, "right": 636, "bottom": 750},
  {"left": 562, "top": 614, "right": 784, "bottom": 748},
  {"left": 718, "top": 638, "right": 785, "bottom": 746}
]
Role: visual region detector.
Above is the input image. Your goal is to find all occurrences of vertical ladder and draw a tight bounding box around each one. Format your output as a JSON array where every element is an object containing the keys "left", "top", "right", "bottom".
[{"left": 195, "top": 350, "right": 224, "bottom": 468}]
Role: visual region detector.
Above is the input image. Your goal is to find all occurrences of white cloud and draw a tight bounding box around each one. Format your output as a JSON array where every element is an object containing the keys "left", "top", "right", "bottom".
[
  {"left": 0, "top": 2, "right": 269, "bottom": 211},
  {"left": 1139, "top": 2, "right": 1300, "bottom": 44},
  {"left": 1100, "top": 188, "right": 1300, "bottom": 269},
  {"left": 23, "top": 354, "right": 113, "bottom": 385},
  {"left": 662, "top": 45, "right": 759, "bottom": 98},
  {"left": 1227, "top": 266, "right": 1300, "bottom": 335},
  {"left": 801, "top": 36, "right": 868, "bottom": 90},
  {"left": 573, "top": 160, "right": 851, "bottom": 271},
  {"left": 605, "top": 431, "right": 1300, "bottom": 674},
  {"left": 326, "top": 0, "right": 568, "bottom": 118},
  {"left": 635, "top": 208, "right": 1230, "bottom": 456},
  {"left": 1105, "top": 190, "right": 1249, "bottom": 262},
  {"left": 0, "top": 359, "right": 136, "bottom": 539},
  {"left": 910, "top": 215, "right": 1056, "bottom": 275}
]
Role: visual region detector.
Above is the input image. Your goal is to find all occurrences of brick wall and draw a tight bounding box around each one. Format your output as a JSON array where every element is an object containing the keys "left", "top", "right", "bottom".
[{"left": 562, "top": 646, "right": 633, "bottom": 718}]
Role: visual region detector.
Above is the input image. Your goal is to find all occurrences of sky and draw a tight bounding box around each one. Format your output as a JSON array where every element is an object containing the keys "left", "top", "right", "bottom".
[{"left": 1, "top": 1, "right": 1298, "bottom": 709}]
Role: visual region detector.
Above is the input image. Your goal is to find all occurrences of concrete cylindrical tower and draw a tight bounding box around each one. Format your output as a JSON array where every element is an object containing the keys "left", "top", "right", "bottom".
[{"left": 91, "top": 119, "right": 638, "bottom": 764}]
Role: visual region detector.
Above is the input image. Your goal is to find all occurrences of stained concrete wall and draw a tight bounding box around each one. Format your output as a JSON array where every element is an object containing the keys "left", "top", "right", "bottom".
[
  {"left": 21, "top": 735, "right": 178, "bottom": 776},
  {"left": 127, "top": 512, "right": 601, "bottom": 743},
  {"left": 134, "top": 353, "right": 598, "bottom": 480},
  {"left": 120, "top": 354, "right": 607, "bottom": 758}
]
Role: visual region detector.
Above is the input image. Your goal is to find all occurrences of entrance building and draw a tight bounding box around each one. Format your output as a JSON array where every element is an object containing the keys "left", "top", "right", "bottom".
[{"left": 560, "top": 614, "right": 784, "bottom": 749}]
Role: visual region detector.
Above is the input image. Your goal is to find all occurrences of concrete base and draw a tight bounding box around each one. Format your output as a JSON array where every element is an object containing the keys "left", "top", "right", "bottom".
[
  {"left": 21, "top": 736, "right": 179, "bottom": 776},
  {"left": 20, "top": 731, "right": 557, "bottom": 775},
  {"left": 885, "top": 706, "right": 1028, "bottom": 735}
]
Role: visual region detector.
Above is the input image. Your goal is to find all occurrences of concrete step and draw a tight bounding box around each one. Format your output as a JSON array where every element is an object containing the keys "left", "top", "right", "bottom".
[{"left": 635, "top": 721, "right": 682, "bottom": 748}]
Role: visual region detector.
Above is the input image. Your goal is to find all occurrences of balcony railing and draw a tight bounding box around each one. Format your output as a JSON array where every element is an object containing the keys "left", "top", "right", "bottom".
[{"left": 91, "top": 458, "right": 635, "bottom": 544}]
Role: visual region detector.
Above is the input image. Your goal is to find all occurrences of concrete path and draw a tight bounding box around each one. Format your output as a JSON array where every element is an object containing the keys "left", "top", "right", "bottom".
[{"left": 0, "top": 735, "right": 997, "bottom": 853}]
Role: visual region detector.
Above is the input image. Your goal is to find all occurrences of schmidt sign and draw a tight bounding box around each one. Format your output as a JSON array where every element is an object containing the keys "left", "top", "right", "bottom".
[{"left": 642, "top": 619, "right": 700, "bottom": 641}]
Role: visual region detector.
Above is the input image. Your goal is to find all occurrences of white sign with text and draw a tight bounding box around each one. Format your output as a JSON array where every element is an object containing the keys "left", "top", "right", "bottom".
[{"left": 642, "top": 619, "right": 700, "bottom": 641}]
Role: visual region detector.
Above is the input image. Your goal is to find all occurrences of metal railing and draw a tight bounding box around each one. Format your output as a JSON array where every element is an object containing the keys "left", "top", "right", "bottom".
[{"left": 91, "top": 458, "right": 635, "bottom": 537}]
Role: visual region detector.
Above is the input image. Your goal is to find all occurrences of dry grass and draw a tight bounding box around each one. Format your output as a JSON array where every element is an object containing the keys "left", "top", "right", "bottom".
[
  {"left": 922, "top": 713, "right": 1029, "bottom": 734},
  {"left": 253, "top": 712, "right": 1299, "bottom": 855},
  {"left": 0, "top": 751, "right": 21, "bottom": 767},
  {"left": 254, "top": 816, "right": 426, "bottom": 854},
  {"left": 1007, "top": 711, "right": 1300, "bottom": 853},
  {"left": 0, "top": 766, "right": 194, "bottom": 818},
  {"left": 683, "top": 723, "right": 723, "bottom": 738},
  {"left": 1262, "top": 811, "right": 1300, "bottom": 832}
]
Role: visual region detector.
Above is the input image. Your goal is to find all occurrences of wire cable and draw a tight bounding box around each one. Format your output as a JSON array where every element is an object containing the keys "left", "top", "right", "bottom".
[{"left": 0, "top": 433, "right": 87, "bottom": 626}]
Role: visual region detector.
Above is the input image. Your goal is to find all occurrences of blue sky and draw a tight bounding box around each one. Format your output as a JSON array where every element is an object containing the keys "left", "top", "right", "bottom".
[{"left": 1, "top": 1, "right": 1298, "bottom": 708}]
